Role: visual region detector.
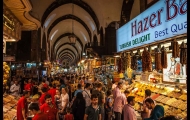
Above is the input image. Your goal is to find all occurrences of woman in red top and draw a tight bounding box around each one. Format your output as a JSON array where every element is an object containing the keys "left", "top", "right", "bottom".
[
  {"left": 40, "top": 94, "right": 58, "bottom": 120},
  {"left": 64, "top": 107, "right": 74, "bottom": 120},
  {"left": 29, "top": 102, "right": 48, "bottom": 120},
  {"left": 24, "top": 79, "right": 33, "bottom": 92}
]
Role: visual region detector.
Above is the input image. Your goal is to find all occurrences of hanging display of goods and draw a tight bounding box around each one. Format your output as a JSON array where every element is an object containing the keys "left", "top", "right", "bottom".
[{"left": 3, "top": 62, "right": 10, "bottom": 86}]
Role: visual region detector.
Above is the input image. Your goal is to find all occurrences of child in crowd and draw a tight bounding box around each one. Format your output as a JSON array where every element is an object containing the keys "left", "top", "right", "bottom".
[{"left": 64, "top": 107, "right": 74, "bottom": 120}]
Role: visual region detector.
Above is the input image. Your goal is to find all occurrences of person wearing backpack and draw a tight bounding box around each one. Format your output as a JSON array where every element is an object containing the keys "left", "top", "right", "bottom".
[{"left": 82, "top": 83, "right": 92, "bottom": 107}]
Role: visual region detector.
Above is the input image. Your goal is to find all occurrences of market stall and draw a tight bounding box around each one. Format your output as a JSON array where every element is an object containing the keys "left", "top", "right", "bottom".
[
  {"left": 3, "top": 94, "right": 20, "bottom": 120},
  {"left": 128, "top": 80, "right": 187, "bottom": 119},
  {"left": 115, "top": 0, "right": 187, "bottom": 119}
]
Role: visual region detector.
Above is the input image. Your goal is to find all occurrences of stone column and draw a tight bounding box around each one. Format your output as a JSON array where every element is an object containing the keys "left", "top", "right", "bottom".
[{"left": 31, "top": 30, "right": 38, "bottom": 61}]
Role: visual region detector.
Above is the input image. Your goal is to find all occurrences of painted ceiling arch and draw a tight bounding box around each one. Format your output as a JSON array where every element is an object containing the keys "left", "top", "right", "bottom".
[
  {"left": 59, "top": 54, "right": 75, "bottom": 64},
  {"left": 57, "top": 45, "right": 78, "bottom": 58},
  {"left": 54, "top": 40, "right": 81, "bottom": 55},
  {"left": 55, "top": 42, "right": 79, "bottom": 56},
  {"left": 23, "top": 0, "right": 125, "bottom": 63},
  {"left": 41, "top": 0, "right": 100, "bottom": 33},
  {"left": 60, "top": 56, "right": 72, "bottom": 62},
  {"left": 47, "top": 14, "right": 92, "bottom": 42},
  {"left": 60, "top": 52, "right": 74, "bottom": 59},
  {"left": 58, "top": 51, "right": 75, "bottom": 62},
  {"left": 57, "top": 48, "right": 76, "bottom": 59},
  {"left": 60, "top": 56, "right": 73, "bottom": 63},
  {"left": 60, "top": 52, "right": 74, "bottom": 60},
  {"left": 53, "top": 33, "right": 83, "bottom": 52},
  {"left": 49, "top": 19, "right": 90, "bottom": 44}
]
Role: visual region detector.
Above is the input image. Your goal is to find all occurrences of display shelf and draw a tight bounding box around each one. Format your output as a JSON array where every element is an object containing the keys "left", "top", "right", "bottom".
[
  {"left": 155, "top": 100, "right": 186, "bottom": 111},
  {"left": 3, "top": 95, "right": 18, "bottom": 120},
  {"left": 131, "top": 80, "right": 187, "bottom": 119}
]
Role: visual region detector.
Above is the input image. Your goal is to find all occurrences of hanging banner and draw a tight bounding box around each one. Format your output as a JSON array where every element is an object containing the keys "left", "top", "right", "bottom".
[{"left": 116, "top": 0, "right": 187, "bottom": 52}]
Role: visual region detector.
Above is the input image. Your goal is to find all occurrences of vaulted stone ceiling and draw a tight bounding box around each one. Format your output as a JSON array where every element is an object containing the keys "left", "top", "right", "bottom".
[
  {"left": 29, "top": 0, "right": 124, "bottom": 65},
  {"left": 4, "top": 0, "right": 139, "bottom": 65}
]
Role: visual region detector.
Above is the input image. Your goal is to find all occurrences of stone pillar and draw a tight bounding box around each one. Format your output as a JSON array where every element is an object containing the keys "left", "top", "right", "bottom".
[{"left": 31, "top": 30, "right": 38, "bottom": 61}]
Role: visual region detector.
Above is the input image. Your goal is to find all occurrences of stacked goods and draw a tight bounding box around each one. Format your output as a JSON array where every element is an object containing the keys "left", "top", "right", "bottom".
[
  {"left": 154, "top": 95, "right": 166, "bottom": 102},
  {"left": 170, "top": 99, "right": 183, "bottom": 108},
  {"left": 160, "top": 97, "right": 171, "bottom": 103},
  {"left": 163, "top": 105, "right": 170, "bottom": 111},
  {"left": 130, "top": 81, "right": 187, "bottom": 119},
  {"left": 177, "top": 103, "right": 187, "bottom": 110},
  {"left": 167, "top": 91, "right": 182, "bottom": 98},
  {"left": 3, "top": 95, "right": 18, "bottom": 120},
  {"left": 179, "top": 94, "right": 187, "bottom": 100},
  {"left": 165, "top": 98, "right": 177, "bottom": 105},
  {"left": 177, "top": 112, "right": 187, "bottom": 119},
  {"left": 165, "top": 107, "right": 182, "bottom": 116},
  {"left": 3, "top": 62, "right": 10, "bottom": 87}
]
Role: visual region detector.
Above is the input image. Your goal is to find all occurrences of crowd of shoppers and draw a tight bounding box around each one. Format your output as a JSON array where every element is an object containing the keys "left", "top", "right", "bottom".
[{"left": 10, "top": 73, "right": 167, "bottom": 120}]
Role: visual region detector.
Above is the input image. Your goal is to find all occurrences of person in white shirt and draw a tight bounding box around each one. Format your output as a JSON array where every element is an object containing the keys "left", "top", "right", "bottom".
[
  {"left": 82, "top": 83, "right": 92, "bottom": 107},
  {"left": 10, "top": 80, "right": 20, "bottom": 97},
  {"left": 60, "top": 87, "right": 69, "bottom": 112}
]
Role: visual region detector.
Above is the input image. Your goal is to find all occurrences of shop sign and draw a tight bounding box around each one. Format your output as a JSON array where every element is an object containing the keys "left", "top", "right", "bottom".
[
  {"left": 3, "top": 56, "right": 15, "bottom": 61},
  {"left": 116, "top": 0, "right": 187, "bottom": 52}
]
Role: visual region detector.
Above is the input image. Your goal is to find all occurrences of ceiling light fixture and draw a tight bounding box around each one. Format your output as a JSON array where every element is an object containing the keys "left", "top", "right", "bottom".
[{"left": 68, "top": 0, "right": 76, "bottom": 46}]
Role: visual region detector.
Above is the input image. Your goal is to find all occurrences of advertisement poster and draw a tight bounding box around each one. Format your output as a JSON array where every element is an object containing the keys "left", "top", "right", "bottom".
[{"left": 163, "top": 53, "right": 186, "bottom": 82}]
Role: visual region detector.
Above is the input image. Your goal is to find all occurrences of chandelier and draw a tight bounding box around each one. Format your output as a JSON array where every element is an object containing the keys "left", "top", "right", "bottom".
[{"left": 68, "top": 0, "right": 76, "bottom": 45}]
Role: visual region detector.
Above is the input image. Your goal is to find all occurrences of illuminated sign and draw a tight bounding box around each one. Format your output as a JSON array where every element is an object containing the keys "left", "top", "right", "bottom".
[{"left": 116, "top": 0, "right": 187, "bottom": 52}]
